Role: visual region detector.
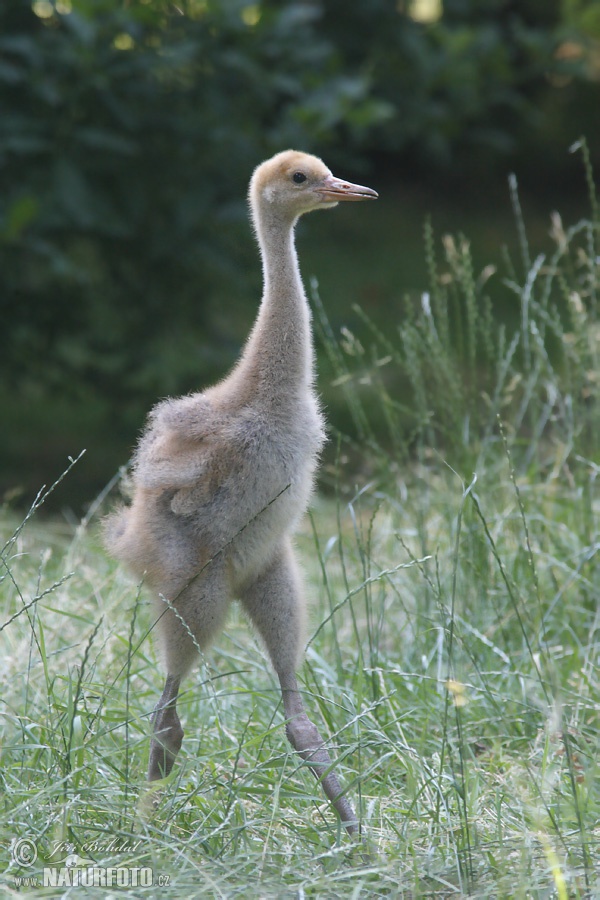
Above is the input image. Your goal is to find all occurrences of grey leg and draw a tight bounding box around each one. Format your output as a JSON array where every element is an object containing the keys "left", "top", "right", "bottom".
[
  {"left": 240, "top": 539, "right": 359, "bottom": 835},
  {"left": 279, "top": 671, "right": 359, "bottom": 835},
  {"left": 147, "top": 563, "right": 229, "bottom": 781},
  {"left": 148, "top": 675, "right": 183, "bottom": 780}
]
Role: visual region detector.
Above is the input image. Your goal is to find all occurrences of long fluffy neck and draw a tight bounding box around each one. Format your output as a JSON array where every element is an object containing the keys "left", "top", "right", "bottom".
[{"left": 237, "top": 204, "right": 315, "bottom": 404}]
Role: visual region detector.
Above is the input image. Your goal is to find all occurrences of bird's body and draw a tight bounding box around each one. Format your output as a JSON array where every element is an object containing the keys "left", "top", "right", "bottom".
[
  {"left": 109, "top": 384, "right": 323, "bottom": 641},
  {"left": 105, "top": 150, "right": 377, "bottom": 834}
]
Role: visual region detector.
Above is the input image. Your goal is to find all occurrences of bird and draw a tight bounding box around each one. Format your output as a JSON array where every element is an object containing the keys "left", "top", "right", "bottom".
[{"left": 104, "top": 150, "right": 378, "bottom": 835}]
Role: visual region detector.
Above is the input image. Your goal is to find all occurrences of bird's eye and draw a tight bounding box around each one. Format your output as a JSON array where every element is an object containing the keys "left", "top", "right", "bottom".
[{"left": 292, "top": 172, "right": 307, "bottom": 184}]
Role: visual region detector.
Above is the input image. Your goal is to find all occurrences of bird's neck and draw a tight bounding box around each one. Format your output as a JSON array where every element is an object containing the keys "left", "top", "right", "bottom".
[{"left": 238, "top": 208, "right": 315, "bottom": 404}]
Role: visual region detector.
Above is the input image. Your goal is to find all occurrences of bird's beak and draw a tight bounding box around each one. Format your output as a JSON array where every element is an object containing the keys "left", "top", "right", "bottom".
[{"left": 318, "top": 173, "right": 379, "bottom": 202}]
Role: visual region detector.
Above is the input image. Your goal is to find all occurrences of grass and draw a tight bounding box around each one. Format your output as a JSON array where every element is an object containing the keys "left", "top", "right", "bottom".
[
  {"left": 1, "top": 142, "right": 600, "bottom": 897},
  {"left": 0, "top": 148, "right": 579, "bottom": 514}
]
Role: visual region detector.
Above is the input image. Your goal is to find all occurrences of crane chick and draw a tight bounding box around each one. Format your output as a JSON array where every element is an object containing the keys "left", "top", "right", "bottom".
[{"left": 104, "top": 150, "right": 378, "bottom": 835}]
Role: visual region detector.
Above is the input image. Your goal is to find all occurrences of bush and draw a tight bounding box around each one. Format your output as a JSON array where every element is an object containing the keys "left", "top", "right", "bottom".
[
  {"left": 0, "top": 0, "right": 387, "bottom": 403},
  {"left": 0, "top": 0, "right": 594, "bottom": 506}
]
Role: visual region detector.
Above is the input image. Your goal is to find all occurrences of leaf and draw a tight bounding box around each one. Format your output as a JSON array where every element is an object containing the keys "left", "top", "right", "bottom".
[{"left": 2, "top": 195, "right": 39, "bottom": 239}]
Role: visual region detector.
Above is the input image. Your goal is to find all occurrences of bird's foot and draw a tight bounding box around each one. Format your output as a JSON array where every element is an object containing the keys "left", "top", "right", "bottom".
[
  {"left": 285, "top": 712, "right": 359, "bottom": 835},
  {"left": 148, "top": 703, "right": 183, "bottom": 781}
]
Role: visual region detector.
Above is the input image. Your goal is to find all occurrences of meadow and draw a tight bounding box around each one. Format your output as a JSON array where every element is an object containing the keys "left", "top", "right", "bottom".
[{"left": 1, "top": 145, "right": 599, "bottom": 898}]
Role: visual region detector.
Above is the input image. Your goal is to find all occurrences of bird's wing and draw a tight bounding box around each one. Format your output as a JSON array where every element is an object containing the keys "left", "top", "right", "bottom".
[
  {"left": 170, "top": 481, "right": 214, "bottom": 516},
  {"left": 133, "top": 393, "right": 224, "bottom": 491},
  {"left": 133, "top": 433, "right": 211, "bottom": 490},
  {"left": 147, "top": 393, "right": 216, "bottom": 439}
]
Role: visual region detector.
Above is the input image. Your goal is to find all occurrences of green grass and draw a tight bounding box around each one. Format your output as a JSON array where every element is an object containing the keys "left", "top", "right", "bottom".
[{"left": 1, "top": 143, "right": 599, "bottom": 898}]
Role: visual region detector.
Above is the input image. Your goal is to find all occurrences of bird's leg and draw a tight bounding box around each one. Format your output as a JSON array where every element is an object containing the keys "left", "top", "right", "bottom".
[
  {"left": 148, "top": 674, "right": 183, "bottom": 781},
  {"left": 279, "top": 670, "right": 359, "bottom": 835},
  {"left": 240, "top": 540, "right": 360, "bottom": 835}
]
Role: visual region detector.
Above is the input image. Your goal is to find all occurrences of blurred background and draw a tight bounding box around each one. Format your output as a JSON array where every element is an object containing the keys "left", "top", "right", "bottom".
[{"left": 1, "top": 0, "right": 599, "bottom": 512}]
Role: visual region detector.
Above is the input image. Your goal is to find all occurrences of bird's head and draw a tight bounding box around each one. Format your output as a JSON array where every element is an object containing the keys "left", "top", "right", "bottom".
[{"left": 249, "top": 150, "right": 378, "bottom": 222}]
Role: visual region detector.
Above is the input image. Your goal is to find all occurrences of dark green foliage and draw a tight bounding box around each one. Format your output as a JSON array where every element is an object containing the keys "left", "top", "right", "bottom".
[
  {"left": 2, "top": 0, "right": 381, "bottom": 401},
  {"left": 0, "top": 0, "right": 596, "bottom": 506},
  {"left": 319, "top": 0, "right": 561, "bottom": 165},
  {"left": 0, "top": 1, "right": 390, "bottom": 466}
]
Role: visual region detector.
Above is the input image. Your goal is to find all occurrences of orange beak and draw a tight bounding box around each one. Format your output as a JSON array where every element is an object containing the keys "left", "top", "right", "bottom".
[{"left": 318, "top": 173, "right": 378, "bottom": 202}]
